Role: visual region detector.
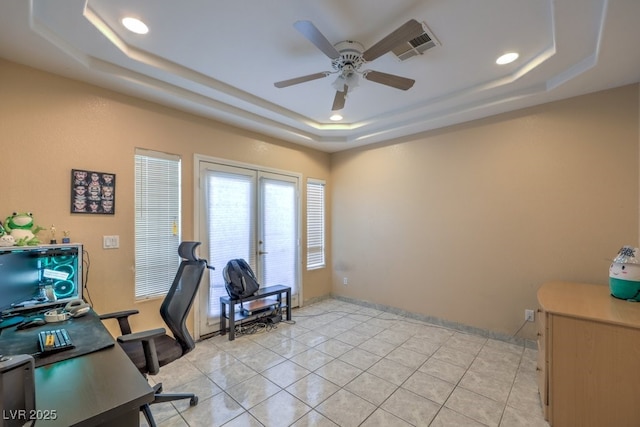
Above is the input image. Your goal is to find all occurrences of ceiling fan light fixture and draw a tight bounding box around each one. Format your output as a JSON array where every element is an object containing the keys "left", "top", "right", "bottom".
[
  {"left": 330, "top": 114, "right": 343, "bottom": 121},
  {"left": 276, "top": 19, "right": 422, "bottom": 112},
  {"left": 496, "top": 52, "right": 519, "bottom": 65},
  {"left": 332, "top": 73, "right": 359, "bottom": 93},
  {"left": 122, "top": 17, "right": 149, "bottom": 35}
]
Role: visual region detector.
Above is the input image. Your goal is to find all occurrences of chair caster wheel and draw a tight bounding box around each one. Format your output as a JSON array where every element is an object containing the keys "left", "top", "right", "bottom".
[{"left": 190, "top": 396, "right": 198, "bottom": 406}]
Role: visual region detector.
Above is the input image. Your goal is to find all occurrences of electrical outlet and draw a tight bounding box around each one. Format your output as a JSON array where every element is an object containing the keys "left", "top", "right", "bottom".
[
  {"left": 525, "top": 309, "right": 535, "bottom": 322},
  {"left": 343, "top": 277, "right": 348, "bottom": 286}
]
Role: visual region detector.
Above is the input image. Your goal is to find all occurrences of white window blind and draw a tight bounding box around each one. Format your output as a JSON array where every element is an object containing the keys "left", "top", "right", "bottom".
[
  {"left": 306, "top": 178, "right": 325, "bottom": 270},
  {"left": 206, "top": 169, "right": 256, "bottom": 316},
  {"left": 134, "top": 148, "right": 181, "bottom": 299},
  {"left": 262, "top": 177, "right": 298, "bottom": 286}
]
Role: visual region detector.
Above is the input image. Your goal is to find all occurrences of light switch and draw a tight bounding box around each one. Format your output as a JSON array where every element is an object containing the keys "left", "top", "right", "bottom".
[{"left": 103, "top": 235, "right": 120, "bottom": 249}]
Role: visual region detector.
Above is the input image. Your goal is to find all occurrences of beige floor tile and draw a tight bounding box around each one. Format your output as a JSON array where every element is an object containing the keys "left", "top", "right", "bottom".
[
  {"left": 269, "top": 336, "right": 310, "bottom": 358},
  {"left": 314, "top": 338, "right": 354, "bottom": 358},
  {"left": 384, "top": 346, "right": 429, "bottom": 370},
  {"left": 316, "top": 389, "right": 376, "bottom": 427},
  {"left": 445, "top": 387, "right": 504, "bottom": 427},
  {"left": 315, "top": 359, "right": 363, "bottom": 387},
  {"left": 238, "top": 348, "right": 286, "bottom": 373},
  {"left": 249, "top": 390, "right": 311, "bottom": 426},
  {"left": 402, "top": 371, "right": 456, "bottom": 404},
  {"left": 338, "top": 347, "right": 381, "bottom": 370},
  {"left": 290, "top": 348, "right": 335, "bottom": 371},
  {"left": 171, "top": 375, "right": 222, "bottom": 412},
  {"left": 333, "top": 329, "right": 370, "bottom": 346},
  {"left": 399, "top": 336, "right": 441, "bottom": 356},
  {"left": 360, "top": 408, "right": 413, "bottom": 426},
  {"left": 220, "top": 411, "right": 263, "bottom": 427},
  {"left": 180, "top": 392, "right": 244, "bottom": 427},
  {"left": 261, "top": 359, "right": 311, "bottom": 388},
  {"left": 156, "top": 414, "right": 189, "bottom": 427},
  {"left": 381, "top": 388, "right": 441, "bottom": 426},
  {"left": 500, "top": 405, "right": 550, "bottom": 427},
  {"left": 367, "top": 357, "right": 414, "bottom": 386},
  {"left": 374, "top": 329, "right": 412, "bottom": 346},
  {"left": 206, "top": 359, "right": 258, "bottom": 390},
  {"left": 430, "top": 407, "right": 487, "bottom": 427},
  {"left": 294, "top": 330, "right": 330, "bottom": 347},
  {"left": 290, "top": 409, "right": 338, "bottom": 426},
  {"left": 418, "top": 357, "right": 467, "bottom": 384},
  {"left": 285, "top": 372, "right": 340, "bottom": 407},
  {"left": 431, "top": 346, "right": 476, "bottom": 369},
  {"left": 344, "top": 372, "right": 398, "bottom": 406},
  {"left": 357, "top": 337, "right": 397, "bottom": 357},
  {"left": 149, "top": 298, "right": 546, "bottom": 427},
  {"left": 459, "top": 369, "right": 513, "bottom": 403},
  {"left": 225, "top": 375, "right": 281, "bottom": 410}
]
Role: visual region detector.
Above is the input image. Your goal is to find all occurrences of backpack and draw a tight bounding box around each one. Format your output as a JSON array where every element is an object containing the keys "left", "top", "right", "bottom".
[{"left": 223, "top": 259, "right": 260, "bottom": 300}]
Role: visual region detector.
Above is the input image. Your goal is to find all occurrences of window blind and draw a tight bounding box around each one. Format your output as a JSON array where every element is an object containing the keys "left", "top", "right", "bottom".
[
  {"left": 205, "top": 169, "right": 256, "bottom": 315},
  {"left": 134, "top": 148, "right": 181, "bottom": 299},
  {"left": 262, "top": 177, "right": 297, "bottom": 286},
  {"left": 306, "top": 179, "right": 325, "bottom": 270}
]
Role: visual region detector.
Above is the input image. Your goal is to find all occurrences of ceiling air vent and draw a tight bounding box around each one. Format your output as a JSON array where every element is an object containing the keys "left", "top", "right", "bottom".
[{"left": 392, "top": 22, "right": 438, "bottom": 61}]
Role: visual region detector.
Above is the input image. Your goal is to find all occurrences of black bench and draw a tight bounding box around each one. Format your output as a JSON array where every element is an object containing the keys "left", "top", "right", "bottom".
[{"left": 219, "top": 285, "right": 291, "bottom": 341}]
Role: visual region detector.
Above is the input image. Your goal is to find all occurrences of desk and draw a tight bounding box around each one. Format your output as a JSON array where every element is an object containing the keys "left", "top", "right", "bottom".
[
  {"left": 537, "top": 281, "right": 640, "bottom": 427},
  {"left": 35, "top": 344, "right": 154, "bottom": 426},
  {"left": 0, "top": 312, "right": 154, "bottom": 426},
  {"left": 220, "top": 285, "right": 291, "bottom": 341}
]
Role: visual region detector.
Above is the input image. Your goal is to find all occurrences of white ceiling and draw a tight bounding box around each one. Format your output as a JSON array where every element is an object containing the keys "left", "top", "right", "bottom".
[{"left": 1, "top": 0, "right": 639, "bottom": 152}]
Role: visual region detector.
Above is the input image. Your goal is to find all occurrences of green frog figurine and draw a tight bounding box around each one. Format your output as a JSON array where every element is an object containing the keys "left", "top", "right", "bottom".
[{"left": 4, "top": 212, "right": 44, "bottom": 246}]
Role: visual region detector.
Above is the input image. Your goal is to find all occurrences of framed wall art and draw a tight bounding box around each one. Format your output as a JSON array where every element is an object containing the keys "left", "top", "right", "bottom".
[{"left": 71, "top": 169, "right": 116, "bottom": 214}]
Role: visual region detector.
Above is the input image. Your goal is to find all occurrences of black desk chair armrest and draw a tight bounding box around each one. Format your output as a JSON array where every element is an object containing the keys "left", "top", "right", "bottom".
[
  {"left": 99, "top": 309, "right": 140, "bottom": 335},
  {"left": 117, "top": 328, "right": 166, "bottom": 375},
  {"left": 116, "top": 328, "right": 166, "bottom": 343}
]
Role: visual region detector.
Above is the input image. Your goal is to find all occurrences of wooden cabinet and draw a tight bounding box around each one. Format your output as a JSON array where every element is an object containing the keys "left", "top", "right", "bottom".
[
  {"left": 537, "top": 281, "right": 640, "bottom": 427},
  {"left": 535, "top": 305, "right": 549, "bottom": 420}
]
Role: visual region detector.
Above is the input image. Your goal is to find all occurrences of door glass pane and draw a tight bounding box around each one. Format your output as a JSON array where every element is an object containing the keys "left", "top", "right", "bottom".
[
  {"left": 205, "top": 169, "right": 256, "bottom": 319},
  {"left": 261, "top": 176, "right": 298, "bottom": 295},
  {"left": 197, "top": 161, "right": 300, "bottom": 337}
]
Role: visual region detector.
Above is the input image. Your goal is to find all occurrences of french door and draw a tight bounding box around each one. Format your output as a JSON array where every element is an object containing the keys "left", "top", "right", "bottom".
[{"left": 196, "top": 159, "right": 300, "bottom": 337}]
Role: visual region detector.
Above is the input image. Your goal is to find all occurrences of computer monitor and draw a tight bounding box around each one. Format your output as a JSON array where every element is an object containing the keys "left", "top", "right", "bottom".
[{"left": 0, "top": 244, "right": 83, "bottom": 317}]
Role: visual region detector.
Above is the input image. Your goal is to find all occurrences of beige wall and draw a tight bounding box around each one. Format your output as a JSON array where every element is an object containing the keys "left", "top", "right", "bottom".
[
  {"left": 331, "top": 85, "right": 640, "bottom": 339},
  {"left": 3, "top": 58, "right": 639, "bottom": 343},
  {"left": 0, "top": 59, "right": 332, "bottom": 336}
]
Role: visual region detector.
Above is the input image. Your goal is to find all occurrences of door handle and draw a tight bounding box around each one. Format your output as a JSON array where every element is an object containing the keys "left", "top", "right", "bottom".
[{"left": 258, "top": 250, "right": 269, "bottom": 255}]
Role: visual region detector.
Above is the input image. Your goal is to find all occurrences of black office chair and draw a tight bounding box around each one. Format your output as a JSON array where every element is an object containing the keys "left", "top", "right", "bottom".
[{"left": 100, "top": 241, "right": 213, "bottom": 427}]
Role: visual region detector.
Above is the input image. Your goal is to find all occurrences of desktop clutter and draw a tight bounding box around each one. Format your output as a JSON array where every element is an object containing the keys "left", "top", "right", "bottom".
[
  {"left": 609, "top": 245, "right": 640, "bottom": 301},
  {"left": 15, "top": 300, "right": 91, "bottom": 330},
  {"left": 0, "top": 212, "right": 71, "bottom": 247}
]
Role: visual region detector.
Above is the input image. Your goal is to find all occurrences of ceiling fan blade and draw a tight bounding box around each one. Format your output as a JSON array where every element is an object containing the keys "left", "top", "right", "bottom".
[
  {"left": 364, "top": 70, "right": 415, "bottom": 90},
  {"left": 332, "top": 86, "right": 348, "bottom": 111},
  {"left": 293, "top": 20, "right": 341, "bottom": 60},
  {"left": 362, "top": 19, "right": 424, "bottom": 62},
  {"left": 274, "top": 72, "right": 330, "bottom": 88}
]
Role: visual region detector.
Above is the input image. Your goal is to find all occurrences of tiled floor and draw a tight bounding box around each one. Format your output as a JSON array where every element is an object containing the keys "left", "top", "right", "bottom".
[{"left": 141, "top": 298, "right": 549, "bottom": 426}]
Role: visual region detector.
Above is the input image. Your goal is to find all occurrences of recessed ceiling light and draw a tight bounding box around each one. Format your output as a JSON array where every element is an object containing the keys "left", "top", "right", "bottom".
[
  {"left": 496, "top": 52, "right": 519, "bottom": 65},
  {"left": 330, "top": 114, "right": 343, "bottom": 121},
  {"left": 122, "top": 17, "right": 149, "bottom": 35}
]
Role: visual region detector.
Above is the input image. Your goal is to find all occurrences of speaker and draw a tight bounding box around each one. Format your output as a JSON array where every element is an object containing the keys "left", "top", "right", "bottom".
[{"left": 0, "top": 354, "right": 36, "bottom": 427}]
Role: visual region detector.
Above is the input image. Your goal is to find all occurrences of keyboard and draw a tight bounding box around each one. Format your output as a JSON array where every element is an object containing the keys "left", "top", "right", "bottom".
[{"left": 38, "top": 329, "right": 74, "bottom": 354}]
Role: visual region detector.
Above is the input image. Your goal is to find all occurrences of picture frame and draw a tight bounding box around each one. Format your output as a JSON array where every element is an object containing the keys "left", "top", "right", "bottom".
[{"left": 71, "top": 169, "right": 116, "bottom": 214}]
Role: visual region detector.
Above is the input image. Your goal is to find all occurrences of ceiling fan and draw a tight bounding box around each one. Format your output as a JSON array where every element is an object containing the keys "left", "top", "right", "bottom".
[{"left": 274, "top": 19, "right": 425, "bottom": 111}]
